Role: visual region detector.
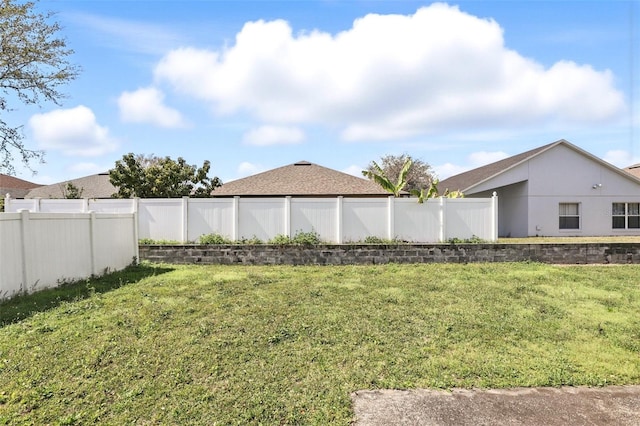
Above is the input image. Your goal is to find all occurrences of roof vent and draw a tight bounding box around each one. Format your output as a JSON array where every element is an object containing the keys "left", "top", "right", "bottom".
[{"left": 294, "top": 161, "right": 312, "bottom": 166}]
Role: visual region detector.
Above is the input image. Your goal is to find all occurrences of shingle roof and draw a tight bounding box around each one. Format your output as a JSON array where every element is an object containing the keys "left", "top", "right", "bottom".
[
  {"left": 624, "top": 164, "right": 640, "bottom": 179},
  {"left": 25, "top": 173, "right": 116, "bottom": 199},
  {"left": 438, "top": 140, "right": 563, "bottom": 193},
  {"left": 0, "top": 173, "right": 42, "bottom": 198},
  {"left": 439, "top": 139, "right": 640, "bottom": 194},
  {"left": 211, "top": 161, "right": 389, "bottom": 197}
]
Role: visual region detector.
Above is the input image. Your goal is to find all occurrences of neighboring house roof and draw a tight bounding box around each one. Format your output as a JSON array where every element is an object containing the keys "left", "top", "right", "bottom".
[
  {"left": 439, "top": 139, "right": 640, "bottom": 194},
  {"left": 25, "top": 172, "right": 116, "bottom": 199},
  {"left": 438, "top": 142, "right": 557, "bottom": 193},
  {"left": 211, "top": 160, "right": 390, "bottom": 197},
  {"left": 0, "top": 173, "right": 42, "bottom": 198},
  {"left": 624, "top": 164, "right": 640, "bottom": 179}
]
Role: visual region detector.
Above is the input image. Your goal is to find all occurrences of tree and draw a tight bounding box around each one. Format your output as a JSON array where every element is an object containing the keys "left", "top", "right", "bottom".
[
  {"left": 362, "top": 157, "right": 413, "bottom": 197},
  {"left": 61, "top": 181, "right": 83, "bottom": 199},
  {"left": 363, "top": 154, "right": 435, "bottom": 193},
  {"left": 109, "top": 153, "right": 222, "bottom": 198},
  {"left": 409, "top": 180, "right": 464, "bottom": 203},
  {"left": 0, "top": 0, "right": 80, "bottom": 175}
]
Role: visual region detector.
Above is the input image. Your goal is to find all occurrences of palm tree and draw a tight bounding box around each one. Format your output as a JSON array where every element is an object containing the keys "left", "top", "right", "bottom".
[{"left": 362, "top": 158, "right": 412, "bottom": 197}]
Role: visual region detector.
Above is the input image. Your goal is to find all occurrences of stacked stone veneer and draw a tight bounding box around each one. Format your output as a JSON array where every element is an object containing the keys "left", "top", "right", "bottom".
[{"left": 139, "top": 243, "right": 640, "bottom": 265}]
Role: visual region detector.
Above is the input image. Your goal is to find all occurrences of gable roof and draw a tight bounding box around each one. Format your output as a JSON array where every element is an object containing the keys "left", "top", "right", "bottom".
[
  {"left": 25, "top": 173, "right": 116, "bottom": 199},
  {"left": 624, "top": 164, "right": 640, "bottom": 179},
  {"left": 439, "top": 139, "right": 640, "bottom": 194},
  {"left": 211, "top": 160, "right": 389, "bottom": 197},
  {"left": 0, "top": 173, "right": 42, "bottom": 198}
]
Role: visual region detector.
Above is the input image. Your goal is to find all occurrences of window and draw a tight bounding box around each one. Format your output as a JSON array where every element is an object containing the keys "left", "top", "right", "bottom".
[
  {"left": 612, "top": 203, "right": 640, "bottom": 229},
  {"left": 559, "top": 203, "right": 580, "bottom": 229}
]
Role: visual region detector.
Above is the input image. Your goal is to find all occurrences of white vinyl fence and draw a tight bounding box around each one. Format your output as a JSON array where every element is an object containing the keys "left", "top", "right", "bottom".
[
  {"left": 5, "top": 194, "right": 498, "bottom": 243},
  {"left": 0, "top": 210, "right": 138, "bottom": 300}
]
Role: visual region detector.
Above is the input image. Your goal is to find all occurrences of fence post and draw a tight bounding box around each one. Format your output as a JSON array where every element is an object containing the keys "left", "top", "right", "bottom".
[
  {"left": 388, "top": 196, "right": 395, "bottom": 240},
  {"left": 19, "top": 210, "right": 30, "bottom": 294},
  {"left": 336, "top": 196, "right": 343, "bottom": 244},
  {"left": 3, "top": 193, "right": 9, "bottom": 212},
  {"left": 89, "top": 211, "right": 97, "bottom": 276},
  {"left": 285, "top": 196, "right": 291, "bottom": 238},
  {"left": 439, "top": 197, "right": 445, "bottom": 242},
  {"left": 491, "top": 192, "right": 498, "bottom": 241},
  {"left": 233, "top": 196, "right": 240, "bottom": 241},
  {"left": 182, "top": 196, "right": 189, "bottom": 243},
  {"left": 133, "top": 210, "right": 140, "bottom": 264}
]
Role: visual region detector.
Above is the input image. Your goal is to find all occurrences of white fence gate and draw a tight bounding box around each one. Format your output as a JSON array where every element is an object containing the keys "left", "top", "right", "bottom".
[
  {"left": 0, "top": 211, "right": 138, "bottom": 300},
  {"left": 5, "top": 194, "right": 498, "bottom": 243}
]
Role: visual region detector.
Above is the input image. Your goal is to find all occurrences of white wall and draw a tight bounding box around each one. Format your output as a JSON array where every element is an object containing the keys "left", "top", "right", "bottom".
[
  {"left": 466, "top": 143, "right": 640, "bottom": 237},
  {"left": 0, "top": 211, "right": 137, "bottom": 300},
  {"left": 526, "top": 145, "right": 640, "bottom": 237},
  {"left": 5, "top": 195, "right": 498, "bottom": 243}
]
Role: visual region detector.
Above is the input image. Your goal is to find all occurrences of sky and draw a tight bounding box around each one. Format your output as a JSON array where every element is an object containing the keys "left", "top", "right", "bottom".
[{"left": 6, "top": 0, "right": 640, "bottom": 185}]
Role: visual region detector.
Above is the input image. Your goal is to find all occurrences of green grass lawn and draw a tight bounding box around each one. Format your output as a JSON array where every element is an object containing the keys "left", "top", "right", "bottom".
[
  {"left": 1, "top": 262, "right": 640, "bottom": 425},
  {"left": 498, "top": 236, "right": 640, "bottom": 244}
]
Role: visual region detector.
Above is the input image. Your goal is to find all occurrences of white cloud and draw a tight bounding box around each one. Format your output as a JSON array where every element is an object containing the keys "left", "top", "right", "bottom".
[
  {"left": 468, "top": 151, "right": 509, "bottom": 167},
  {"left": 66, "top": 12, "right": 187, "bottom": 55},
  {"left": 236, "top": 161, "right": 265, "bottom": 177},
  {"left": 604, "top": 150, "right": 637, "bottom": 168},
  {"left": 434, "top": 162, "right": 470, "bottom": 180},
  {"left": 436, "top": 150, "right": 509, "bottom": 180},
  {"left": 342, "top": 164, "right": 365, "bottom": 177},
  {"left": 118, "top": 87, "right": 187, "bottom": 128},
  {"left": 28, "top": 106, "right": 118, "bottom": 157},
  {"left": 242, "top": 125, "right": 304, "bottom": 146},
  {"left": 154, "top": 3, "right": 625, "bottom": 141},
  {"left": 68, "top": 162, "right": 109, "bottom": 175}
]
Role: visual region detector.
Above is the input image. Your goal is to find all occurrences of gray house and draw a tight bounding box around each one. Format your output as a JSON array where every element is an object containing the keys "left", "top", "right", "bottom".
[{"left": 439, "top": 139, "right": 640, "bottom": 238}]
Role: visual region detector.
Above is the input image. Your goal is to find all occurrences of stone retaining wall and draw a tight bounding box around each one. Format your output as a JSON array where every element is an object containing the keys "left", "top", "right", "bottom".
[{"left": 139, "top": 243, "right": 640, "bottom": 265}]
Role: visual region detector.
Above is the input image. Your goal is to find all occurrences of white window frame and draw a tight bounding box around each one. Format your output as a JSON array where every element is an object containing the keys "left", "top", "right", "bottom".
[
  {"left": 612, "top": 202, "right": 640, "bottom": 230},
  {"left": 559, "top": 202, "right": 580, "bottom": 230}
]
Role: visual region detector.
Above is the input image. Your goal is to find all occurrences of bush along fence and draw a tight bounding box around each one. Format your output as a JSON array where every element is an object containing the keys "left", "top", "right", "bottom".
[
  {"left": 5, "top": 194, "right": 499, "bottom": 244},
  {"left": 0, "top": 210, "right": 138, "bottom": 300}
]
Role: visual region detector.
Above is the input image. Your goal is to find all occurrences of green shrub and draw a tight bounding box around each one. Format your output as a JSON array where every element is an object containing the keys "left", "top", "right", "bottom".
[
  {"left": 199, "top": 233, "right": 233, "bottom": 245},
  {"left": 268, "top": 234, "right": 293, "bottom": 245},
  {"left": 447, "top": 235, "right": 486, "bottom": 244},
  {"left": 291, "top": 230, "right": 322, "bottom": 245},
  {"left": 238, "top": 235, "right": 264, "bottom": 245},
  {"left": 362, "top": 236, "right": 405, "bottom": 244},
  {"left": 138, "top": 238, "right": 182, "bottom": 245},
  {"left": 268, "top": 230, "right": 323, "bottom": 245}
]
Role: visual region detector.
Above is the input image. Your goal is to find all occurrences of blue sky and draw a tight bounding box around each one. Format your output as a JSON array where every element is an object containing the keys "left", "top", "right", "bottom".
[{"left": 8, "top": 0, "right": 640, "bottom": 185}]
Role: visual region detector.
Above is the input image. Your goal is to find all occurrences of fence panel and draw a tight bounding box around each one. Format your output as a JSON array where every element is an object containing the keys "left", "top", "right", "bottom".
[
  {"left": 89, "top": 199, "right": 135, "bottom": 213},
  {"left": 187, "top": 198, "right": 234, "bottom": 242},
  {"left": 0, "top": 214, "right": 24, "bottom": 298},
  {"left": 394, "top": 199, "right": 441, "bottom": 242},
  {"left": 445, "top": 198, "right": 494, "bottom": 240},
  {"left": 39, "top": 199, "right": 86, "bottom": 212},
  {"left": 138, "top": 199, "right": 184, "bottom": 241},
  {"left": 342, "top": 198, "right": 388, "bottom": 242},
  {"left": 5, "top": 195, "right": 498, "bottom": 243},
  {"left": 5, "top": 199, "right": 38, "bottom": 212},
  {"left": 238, "top": 198, "right": 285, "bottom": 241},
  {"left": 290, "top": 198, "right": 338, "bottom": 242},
  {"left": 0, "top": 211, "right": 136, "bottom": 300},
  {"left": 24, "top": 213, "right": 93, "bottom": 287},
  {"left": 93, "top": 214, "right": 138, "bottom": 272}
]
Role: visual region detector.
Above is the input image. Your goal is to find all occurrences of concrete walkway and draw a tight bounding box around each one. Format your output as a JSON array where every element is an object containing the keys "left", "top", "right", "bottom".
[{"left": 352, "top": 386, "right": 640, "bottom": 425}]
